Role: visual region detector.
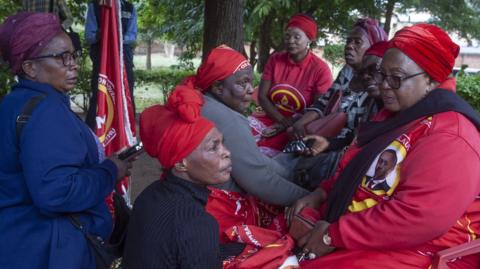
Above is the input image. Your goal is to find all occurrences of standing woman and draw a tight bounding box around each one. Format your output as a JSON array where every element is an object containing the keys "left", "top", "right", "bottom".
[
  {"left": 249, "top": 14, "right": 333, "bottom": 157},
  {"left": 0, "top": 12, "right": 131, "bottom": 269}
]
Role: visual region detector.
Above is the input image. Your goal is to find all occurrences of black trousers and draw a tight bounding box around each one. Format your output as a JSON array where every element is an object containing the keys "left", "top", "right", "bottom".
[{"left": 86, "top": 43, "right": 136, "bottom": 131}]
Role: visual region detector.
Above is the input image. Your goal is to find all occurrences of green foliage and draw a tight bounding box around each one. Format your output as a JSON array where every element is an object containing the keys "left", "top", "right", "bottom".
[
  {"left": 457, "top": 74, "right": 480, "bottom": 111},
  {"left": 135, "top": 68, "right": 194, "bottom": 103},
  {"left": 0, "top": 0, "right": 21, "bottom": 21},
  {"left": 323, "top": 44, "right": 345, "bottom": 68},
  {"left": 0, "top": 65, "right": 16, "bottom": 98},
  {"left": 405, "top": 0, "right": 480, "bottom": 42},
  {"left": 69, "top": 37, "right": 92, "bottom": 112},
  {"left": 138, "top": 0, "right": 203, "bottom": 65}
]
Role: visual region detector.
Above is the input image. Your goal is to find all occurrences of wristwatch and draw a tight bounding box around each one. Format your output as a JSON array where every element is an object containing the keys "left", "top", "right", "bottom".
[{"left": 323, "top": 231, "right": 332, "bottom": 246}]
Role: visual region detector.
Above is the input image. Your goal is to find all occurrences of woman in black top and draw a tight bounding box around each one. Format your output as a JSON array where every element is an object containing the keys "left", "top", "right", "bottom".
[{"left": 123, "top": 87, "right": 233, "bottom": 268}]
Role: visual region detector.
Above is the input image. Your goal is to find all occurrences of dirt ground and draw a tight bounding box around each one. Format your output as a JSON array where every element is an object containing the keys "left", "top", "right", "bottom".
[{"left": 129, "top": 149, "right": 161, "bottom": 201}]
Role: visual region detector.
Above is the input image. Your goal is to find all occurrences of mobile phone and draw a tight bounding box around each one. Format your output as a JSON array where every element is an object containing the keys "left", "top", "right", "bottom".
[{"left": 118, "top": 142, "right": 144, "bottom": 160}]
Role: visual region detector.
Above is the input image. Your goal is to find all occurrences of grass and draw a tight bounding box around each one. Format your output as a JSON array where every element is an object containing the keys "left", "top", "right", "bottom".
[
  {"left": 133, "top": 53, "right": 201, "bottom": 70},
  {"left": 134, "top": 83, "right": 165, "bottom": 112}
]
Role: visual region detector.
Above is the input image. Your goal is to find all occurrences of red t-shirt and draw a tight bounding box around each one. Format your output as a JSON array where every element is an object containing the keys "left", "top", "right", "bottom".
[{"left": 262, "top": 51, "right": 333, "bottom": 115}]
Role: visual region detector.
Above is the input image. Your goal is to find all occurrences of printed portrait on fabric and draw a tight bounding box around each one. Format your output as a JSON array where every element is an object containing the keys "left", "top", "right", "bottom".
[{"left": 361, "top": 139, "right": 406, "bottom": 194}]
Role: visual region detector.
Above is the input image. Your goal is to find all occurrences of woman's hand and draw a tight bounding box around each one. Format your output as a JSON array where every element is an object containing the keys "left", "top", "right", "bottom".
[
  {"left": 261, "top": 123, "right": 285, "bottom": 138},
  {"left": 108, "top": 155, "right": 134, "bottom": 182},
  {"left": 297, "top": 220, "right": 335, "bottom": 259},
  {"left": 285, "top": 188, "right": 326, "bottom": 226},
  {"left": 277, "top": 116, "right": 294, "bottom": 129},
  {"left": 302, "top": 135, "right": 330, "bottom": 156},
  {"left": 287, "top": 111, "right": 321, "bottom": 140},
  {"left": 287, "top": 121, "right": 307, "bottom": 140}
]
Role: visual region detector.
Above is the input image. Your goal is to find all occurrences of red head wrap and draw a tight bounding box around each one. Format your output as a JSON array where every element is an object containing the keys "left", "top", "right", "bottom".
[
  {"left": 139, "top": 87, "right": 215, "bottom": 170},
  {"left": 0, "top": 12, "right": 62, "bottom": 75},
  {"left": 365, "top": 41, "right": 389, "bottom": 57},
  {"left": 287, "top": 14, "right": 317, "bottom": 40},
  {"left": 388, "top": 23, "right": 459, "bottom": 83},
  {"left": 353, "top": 18, "right": 387, "bottom": 46},
  {"left": 184, "top": 45, "right": 250, "bottom": 92}
]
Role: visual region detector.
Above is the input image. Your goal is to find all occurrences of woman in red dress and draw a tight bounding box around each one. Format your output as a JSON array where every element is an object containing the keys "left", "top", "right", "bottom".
[{"left": 248, "top": 14, "right": 333, "bottom": 157}]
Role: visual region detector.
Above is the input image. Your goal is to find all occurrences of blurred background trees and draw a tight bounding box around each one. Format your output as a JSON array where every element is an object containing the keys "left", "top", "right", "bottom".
[{"left": 1, "top": 0, "right": 480, "bottom": 110}]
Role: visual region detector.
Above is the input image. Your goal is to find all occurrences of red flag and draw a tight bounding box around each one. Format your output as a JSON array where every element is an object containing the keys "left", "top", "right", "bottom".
[{"left": 95, "top": 0, "right": 136, "bottom": 200}]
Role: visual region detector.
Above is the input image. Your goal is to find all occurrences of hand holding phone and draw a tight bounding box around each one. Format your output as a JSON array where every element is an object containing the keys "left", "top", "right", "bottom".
[{"left": 118, "top": 142, "right": 144, "bottom": 161}]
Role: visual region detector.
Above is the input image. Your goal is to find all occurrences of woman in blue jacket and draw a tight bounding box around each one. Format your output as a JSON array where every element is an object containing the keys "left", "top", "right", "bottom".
[{"left": 0, "top": 12, "right": 132, "bottom": 269}]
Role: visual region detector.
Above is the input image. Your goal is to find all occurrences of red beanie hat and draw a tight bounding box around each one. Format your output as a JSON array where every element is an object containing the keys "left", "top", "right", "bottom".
[
  {"left": 388, "top": 23, "right": 459, "bottom": 83},
  {"left": 140, "top": 87, "right": 215, "bottom": 170},
  {"left": 0, "top": 12, "right": 62, "bottom": 75},
  {"left": 184, "top": 45, "right": 250, "bottom": 92},
  {"left": 365, "top": 41, "right": 389, "bottom": 57},
  {"left": 287, "top": 14, "right": 317, "bottom": 40}
]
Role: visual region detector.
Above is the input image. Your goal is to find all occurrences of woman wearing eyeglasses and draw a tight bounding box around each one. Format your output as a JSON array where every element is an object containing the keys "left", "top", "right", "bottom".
[
  {"left": 286, "top": 24, "right": 480, "bottom": 269},
  {"left": 0, "top": 12, "right": 132, "bottom": 269}
]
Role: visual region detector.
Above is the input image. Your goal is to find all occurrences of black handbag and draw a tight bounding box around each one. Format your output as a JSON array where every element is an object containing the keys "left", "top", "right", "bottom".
[{"left": 69, "top": 192, "right": 130, "bottom": 269}]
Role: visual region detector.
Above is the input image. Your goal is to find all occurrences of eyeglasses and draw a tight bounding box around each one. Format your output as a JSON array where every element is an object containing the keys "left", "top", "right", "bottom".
[
  {"left": 29, "top": 50, "right": 82, "bottom": 67},
  {"left": 375, "top": 71, "right": 426, "bottom": 90}
]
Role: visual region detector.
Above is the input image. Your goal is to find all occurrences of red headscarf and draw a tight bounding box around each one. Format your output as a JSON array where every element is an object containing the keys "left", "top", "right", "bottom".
[
  {"left": 365, "top": 41, "right": 389, "bottom": 57},
  {"left": 286, "top": 14, "right": 317, "bottom": 40},
  {"left": 139, "top": 87, "right": 215, "bottom": 170},
  {"left": 184, "top": 45, "right": 250, "bottom": 92},
  {"left": 388, "top": 23, "right": 459, "bottom": 83},
  {"left": 0, "top": 12, "right": 62, "bottom": 75},
  {"left": 354, "top": 18, "right": 388, "bottom": 46}
]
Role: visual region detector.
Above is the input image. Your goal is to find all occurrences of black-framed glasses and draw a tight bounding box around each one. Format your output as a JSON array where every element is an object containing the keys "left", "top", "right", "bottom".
[
  {"left": 375, "top": 71, "right": 426, "bottom": 90},
  {"left": 29, "top": 50, "right": 82, "bottom": 66}
]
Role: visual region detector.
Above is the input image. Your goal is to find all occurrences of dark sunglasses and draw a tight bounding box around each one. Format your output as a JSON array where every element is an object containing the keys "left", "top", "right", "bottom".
[
  {"left": 375, "top": 71, "right": 426, "bottom": 90},
  {"left": 29, "top": 50, "right": 82, "bottom": 67}
]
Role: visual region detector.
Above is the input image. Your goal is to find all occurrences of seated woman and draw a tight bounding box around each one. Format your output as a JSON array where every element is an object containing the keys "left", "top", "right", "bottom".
[
  {"left": 294, "top": 41, "right": 389, "bottom": 190},
  {"left": 0, "top": 12, "right": 132, "bottom": 269},
  {"left": 290, "top": 18, "right": 387, "bottom": 148},
  {"left": 123, "top": 88, "right": 235, "bottom": 268},
  {"left": 248, "top": 14, "right": 333, "bottom": 157},
  {"left": 287, "top": 24, "right": 480, "bottom": 269},
  {"left": 183, "top": 45, "right": 309, "bottom": 207}
]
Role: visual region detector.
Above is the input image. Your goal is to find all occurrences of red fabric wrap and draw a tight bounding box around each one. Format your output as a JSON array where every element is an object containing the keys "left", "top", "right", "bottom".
[
  {"left": 223, "top": 225, "right": 295, "bottom": 269},
  {"left": 139, "top": 87, "right": 214, "bottom": 169},
  {"left": 0, "top": 12, "right": 62, "bottom": 75},
  {"left": 184, "top": 45, "right": 250, "bottom": 92},
  {"left": 365, "top": 41, "right": 388, "bottom": 57},
  {"left": 287, "top": 14, "right": 317, "bottom": 40},
  {"left": 353, "top": 18, "right": 387, "bottom": 45},
  {"left": 388, "top": 23, "right": 459, "bottom": 83}
]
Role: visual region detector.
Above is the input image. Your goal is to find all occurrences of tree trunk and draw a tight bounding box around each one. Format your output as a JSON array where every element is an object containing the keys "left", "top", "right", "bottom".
[
  {"left": 257, "top": 13, "right": 274, "bottom": 73},
  {"left": 146, "top": 38, "right": 152, "bottom": 70},
  {"left": 203, "top": 0, "right": 245, "bottom": 61},
  {"left": 384, "top": 0, "right": 396, "bottom": 35},
  {"left": 249, "top": 40, "right": 257, "bottom": 68}
]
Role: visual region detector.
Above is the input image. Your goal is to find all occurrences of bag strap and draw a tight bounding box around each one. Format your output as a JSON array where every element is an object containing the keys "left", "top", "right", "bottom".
[
  {"left": 16, "top": 94, "right": 47, "bottom": 148},
  {"left": 69, "top": 215, "right": 86, "bottom": 233}
]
